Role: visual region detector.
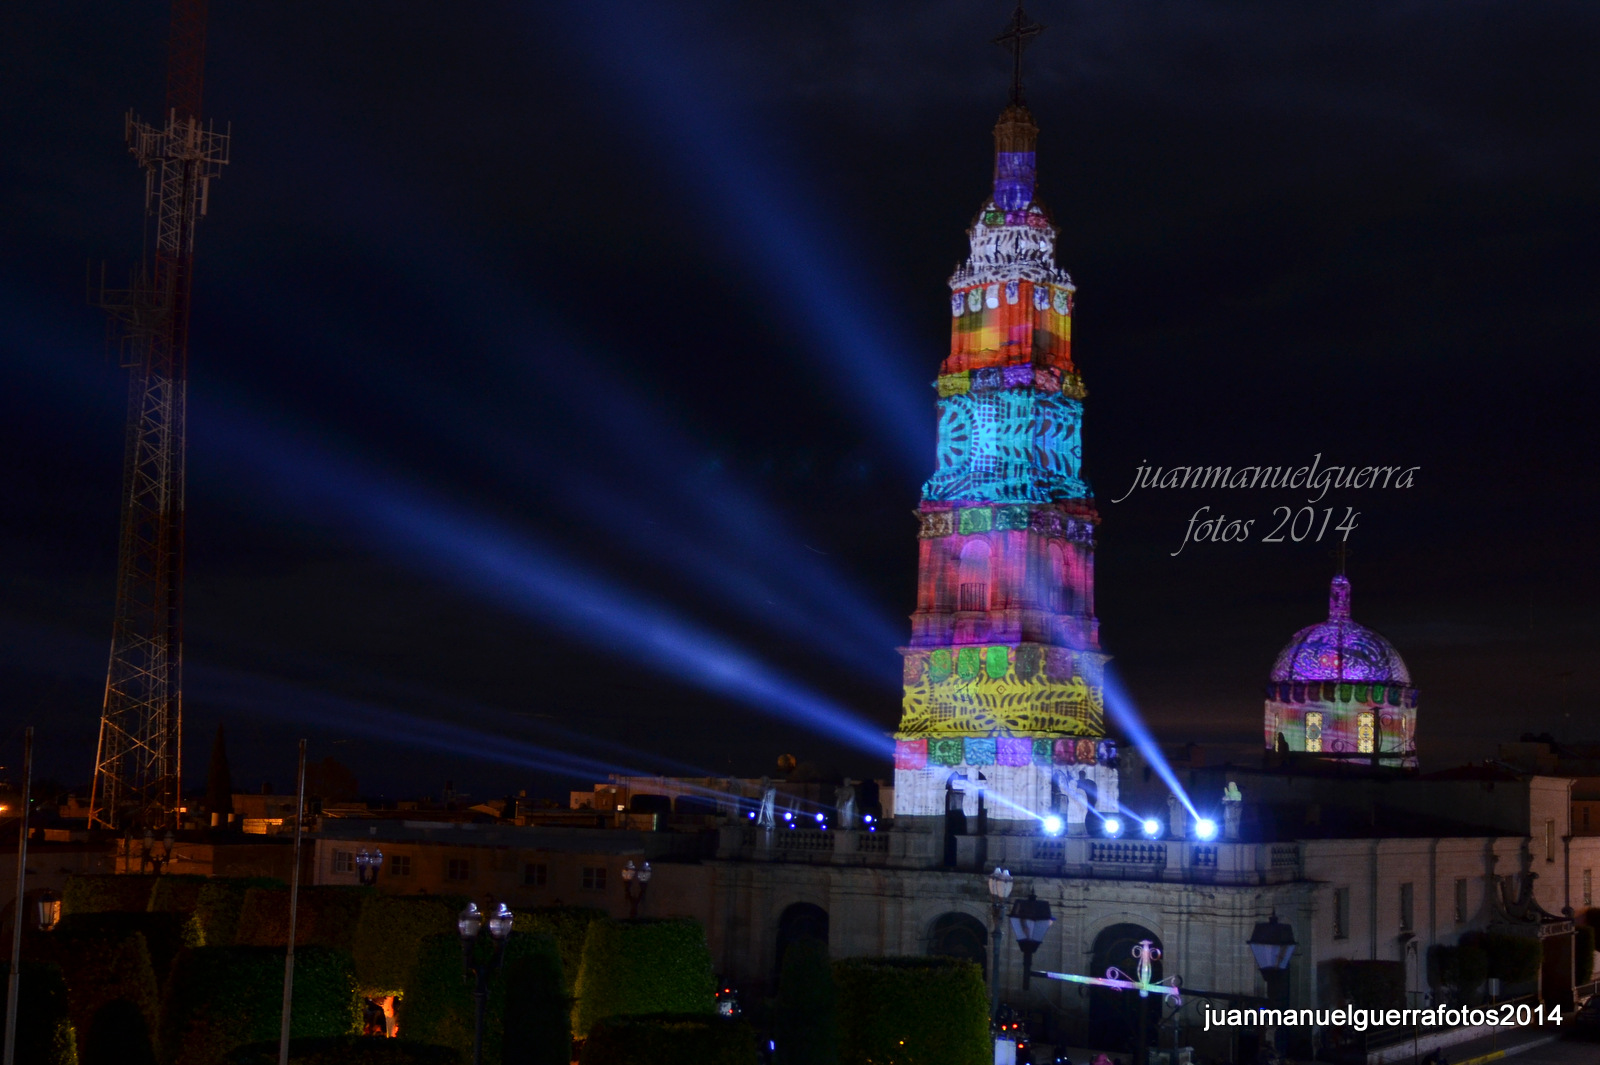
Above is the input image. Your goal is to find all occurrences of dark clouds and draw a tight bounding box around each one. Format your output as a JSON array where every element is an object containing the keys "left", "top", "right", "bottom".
[{"left": 0, "top": 1, "right": 1594, "bottom": 795}]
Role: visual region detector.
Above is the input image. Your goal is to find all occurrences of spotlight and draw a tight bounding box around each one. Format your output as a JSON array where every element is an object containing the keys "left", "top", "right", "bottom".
[
  {"left": 1195, "top": 818, "right": 1218, "bottom": 840},
  {"left": 783, "top": 812, "right": 792, "bottom": 821},
  {"left": 1041, "top": 815, "right": 1064, "bottom": 836},
  {"left": 863, "top": 814, "right": 874, "bottom": 823},
  {"left": 1102, "top": 817, "right": 1123, "bottom": 838},
  {"left": 815, "top": 812, "right": 825, "bottom": 823},
  {"left": 1142, "top": 818, "right": 1161, "bottom": 838}
]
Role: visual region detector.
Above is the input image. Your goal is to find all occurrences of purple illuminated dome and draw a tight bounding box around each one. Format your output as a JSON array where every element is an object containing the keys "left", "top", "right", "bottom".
[{"left": 1269, "top": 575, "right": 1411, "bottom": 684}]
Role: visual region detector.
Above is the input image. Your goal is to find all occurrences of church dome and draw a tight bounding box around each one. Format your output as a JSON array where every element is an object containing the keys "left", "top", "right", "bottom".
[{"left": 1269, "top": 574, "right": 1411, "bottom": 684}]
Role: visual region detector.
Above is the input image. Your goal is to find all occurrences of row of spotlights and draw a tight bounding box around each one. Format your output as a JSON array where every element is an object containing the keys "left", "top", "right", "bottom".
[{"left": 1043, "top": 814, "right": 1221, "bottom": 840}]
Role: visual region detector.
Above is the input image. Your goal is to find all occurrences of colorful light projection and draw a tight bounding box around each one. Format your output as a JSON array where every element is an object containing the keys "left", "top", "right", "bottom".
[
  {"left": 898, "top": 645, "right": 1105, "bottom": 736},
  {"left": 894, "top": 98, "right": 1113, "bottom": 822},
  {"left": 946, "top": 279, "right": 1074, "bottom": 374},
  {"left": 1262, "top": 575, "right": 1419, "bottom": 767},
  {"left": 923, "top": 390, "right": 1087, "bottom": 503}
]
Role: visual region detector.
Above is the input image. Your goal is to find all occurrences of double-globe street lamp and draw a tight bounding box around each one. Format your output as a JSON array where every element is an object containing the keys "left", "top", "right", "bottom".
[
  {"left": 354, "top": 848, "right": 383, "bottom": 887},
  {"left": 621, "top": 860, "right": 652, "bottom": 919},
  {"left": 457, "top": 901, "right": 515, "bottom": 1065}
]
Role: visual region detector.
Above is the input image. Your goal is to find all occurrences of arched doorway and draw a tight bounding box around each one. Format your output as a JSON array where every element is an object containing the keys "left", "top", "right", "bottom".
[
  {"left": 929, "top": 911, "right": 989, "bottom": 979},
  {"left": 774, "top": 902, "right": 829, "bottom": 986},
  {"left": 1088, "top": 923, "right": 1163, "bottom": 1053}
]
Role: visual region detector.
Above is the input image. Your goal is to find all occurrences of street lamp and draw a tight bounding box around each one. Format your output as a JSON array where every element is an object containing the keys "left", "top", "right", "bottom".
[
  {"left": 986, "top": 867, "right": 1013, "bottom": 1021},
  {"left": 355, "top": 848, "right": 384, "bottom": 887},
  {"left": 34, "top": 890, "right": 61, "bottom": 933},
  {"left": 1246, "top": 910, "right": 1297, "bottom": 1002},
  {"left": 457, "top": 901, "right": 514, "bottom": 1065},
  {"left": 1008, "top": 893, "right": 1054, "bottom": 989},
  {"left": 621, "top": 860, "right": 652, "bottom": 918},
  {"left": 141, "top": 830, "right": 176, "bottom": 874}
]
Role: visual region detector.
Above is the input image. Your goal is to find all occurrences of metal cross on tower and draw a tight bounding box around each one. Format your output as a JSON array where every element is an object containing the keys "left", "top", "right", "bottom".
[
  {"left": 91, "top": 0, "right": 229, "bottom": 831},
  {"left": 993, "top": 3, "right": 1046, "bottom": 105}
]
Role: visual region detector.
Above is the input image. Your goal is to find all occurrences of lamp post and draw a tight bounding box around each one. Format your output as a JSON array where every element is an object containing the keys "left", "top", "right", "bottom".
[
  {"left": 621, "top": 860, "right": 652, "bottom": 918},
  {"left": 987, "top": 868, "right": 1014, "bottom": 1022},
  {"left": 1247, "top": 911, "right": 1297, "bottom": 1055},
  {"left": 141, "top": 829, "right": 176, "bottom": 874},
  {"left": 458, "top": 900, "right": 515, "bottom": 1065},
  {"left": 1008, "top": 893, "right": 1055, "bottom": 990},
  {"left": 355, "top": 848, "right": 384, "bottom": 887}
]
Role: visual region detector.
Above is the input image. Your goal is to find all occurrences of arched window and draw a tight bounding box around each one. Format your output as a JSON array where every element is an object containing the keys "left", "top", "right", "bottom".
[
  {"left": 958, "top": 541, "right": 991, "bottom": 612},
  {"left": 1049, "top": 542, "right": 1068, "bottom": 613},
  {"left": 774, "top": 903, "right": 829, "bottom": 986},
  {"left": 929, "top": 912, "right": 989, "bottom": 977}
]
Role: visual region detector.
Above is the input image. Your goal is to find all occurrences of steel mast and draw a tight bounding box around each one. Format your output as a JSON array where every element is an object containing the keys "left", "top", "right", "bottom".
[{"left": 91, "top": 0, "right": 229, "bottom": 831}]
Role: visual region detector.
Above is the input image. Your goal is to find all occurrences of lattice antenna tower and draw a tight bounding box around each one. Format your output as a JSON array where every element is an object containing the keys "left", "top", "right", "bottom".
[{"left": 91, "top": 0, "right": 229, "bottom": 831}]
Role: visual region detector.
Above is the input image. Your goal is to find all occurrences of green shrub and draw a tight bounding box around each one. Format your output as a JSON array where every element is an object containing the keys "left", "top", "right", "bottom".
[
  {"left": 52, "top": 921, "right": 159, "bottom": 1065},
  {"left": 235, "top": 886, "right": 370, "bottom": 950},
  {"left": 1332, "top": 959, "right": 1405, "bottom": 1010},
  {"left": 159, "top": 946, "right": 358, "bottom": 1065},
  {"left": 399, "top": 931, "right": 569, "bottom": 1065},
  {"left": 195, "top": 878, "right": 286, "bottom": 948},
  {"left": 772, "top": 937, "right": 837, "bottom": 1065},
  {"left": 352, "top": 895, "right": 468, "bottom": 996},
  {"left": 513, "top": 907, "right": 605, "bottom": 994},
  {"left": 1483, "top": 934, "right": 1542, "bottom": 983},
  {"left": 55, "top": 912, "right": 201, "bottom": 986},
  {"left": 147, "top": 876, "right": 209, "bottom": 914},
  {"left": 833, "top": 957, "right": 988, "bottom": 1065},
  {"left": 581, "top": 1013, "right": 757, "bottom": 1065},
  {"left": 571, "top": 919, "right": 715, "bottom": 1038},
  {"left": 1577, "top": 924, "right": 1596, "bottom": 985},
  {"left": 225, "top": 1035, "right": 464, "bottom": 1065},
  {"left": 62, "top": 875, "right": 159, "bottom": 916},
  {"left": 0, "top": 961, "right": 78, "bottom": 1065}
]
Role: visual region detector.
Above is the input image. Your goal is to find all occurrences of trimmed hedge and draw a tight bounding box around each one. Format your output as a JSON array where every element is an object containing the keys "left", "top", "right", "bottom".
[
  {"left": 148, "top": 875, "right": 209, "bottom": 915},
  {"left": 1429, "top": 943, "right": 1488, "bottom": 1003},
  {"left": 352, "top": 894, "right": 468, "bottom": 996},
  {"left": 772, "top": 937, "right": 838, "bottom": 1065},
  {"left": 51, "top": 921, "right": 160, "bottom": 1065},
  {"left": 195, "top": 878, "right": 286, "bottom": 948},
  {"left": 572, "top": 919, "right": 715, "bottom": 1038},
  {"left": 62, "top": 875, "right": 159, "bottom": 916},
  {"left": 833, "top": 957, "right": 988, "bottom": 1065},
  {"left": 1577, "top": 924, "right": 1596, "bottom": 985},
  {"left": 1482, "top": 933, "right": 1542, "bottom": 983},
  {"left": 235, "top": 886, "right": 369, "bottom": 950},
  {"left": 399, "top": 931, "right": 569, "bottom": 1065},
  {"left": 159, "top": 946, "right": 359, "bottom": 1065},
  {"left": 581, "top": 1013, "right": 757, "bottom": 1065},
  {"left": 55, "top": 912, "right": 201, "bottom": 986},
  {"left": 513, "top": 907, "right": 605, "bottom": 994},
  {"left": 0, "top": 961, "right": 78, "bottom": 1065},
  {"left": 225, "top": 1035, "right": 464, "bottom": 1065}
]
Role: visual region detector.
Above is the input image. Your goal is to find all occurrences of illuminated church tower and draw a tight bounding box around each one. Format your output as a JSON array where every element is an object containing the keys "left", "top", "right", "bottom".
[{"left": 893, "top": 17, "right": 1118, "bottom": 830}]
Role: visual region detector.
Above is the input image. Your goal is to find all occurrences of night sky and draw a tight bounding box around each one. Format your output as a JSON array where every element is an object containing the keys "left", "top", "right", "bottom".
[{"left": 2, "top": 2, "right": 1595, "bottom": 800}]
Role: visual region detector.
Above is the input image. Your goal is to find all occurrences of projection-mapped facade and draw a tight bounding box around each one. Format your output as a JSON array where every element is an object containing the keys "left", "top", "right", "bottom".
[
  {"left": 894, "top": 103, "right": 1120, "bottom": 824},
  {"left": 1262, "top": 573, "right": 1420, "bottom": 768}
]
